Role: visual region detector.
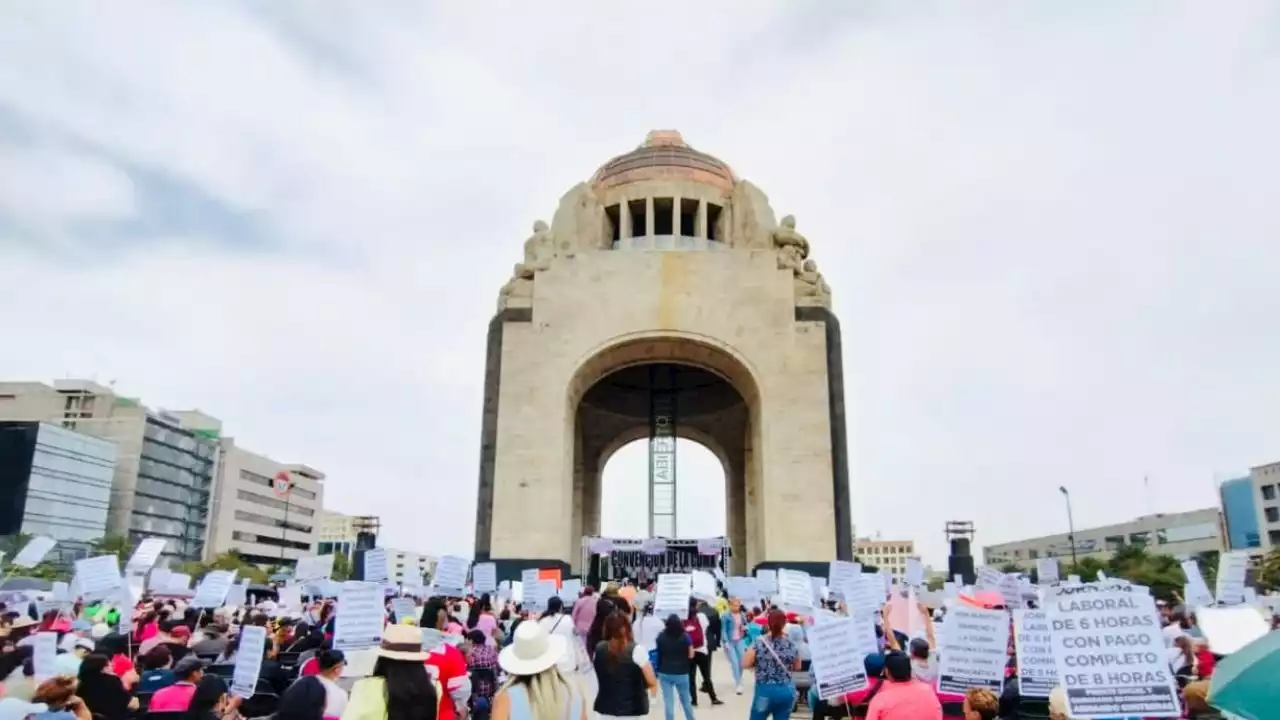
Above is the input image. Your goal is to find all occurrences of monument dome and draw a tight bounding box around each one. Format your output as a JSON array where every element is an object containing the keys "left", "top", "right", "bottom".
[{"left": 592, "top": 130, "right": 736, "bottom": 192}]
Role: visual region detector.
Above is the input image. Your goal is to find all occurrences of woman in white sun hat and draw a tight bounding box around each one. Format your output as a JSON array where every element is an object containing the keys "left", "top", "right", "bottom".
[
  {"left": 343, "top": 624, "right": 441, "bottom": 720},
  {"left": 493, "top": 621, "right": 585, "bottom": 720}
]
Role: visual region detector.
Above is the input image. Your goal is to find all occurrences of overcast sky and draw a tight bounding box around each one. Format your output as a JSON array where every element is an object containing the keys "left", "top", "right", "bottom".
[{"left": 2, "top": 2, "right": 1278, "bottom": 568}]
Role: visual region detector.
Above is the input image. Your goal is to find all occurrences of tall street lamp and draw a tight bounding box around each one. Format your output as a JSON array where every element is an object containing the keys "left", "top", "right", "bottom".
[{"left": 1059, "top": 486, "right": 1078, "bottom": 569}]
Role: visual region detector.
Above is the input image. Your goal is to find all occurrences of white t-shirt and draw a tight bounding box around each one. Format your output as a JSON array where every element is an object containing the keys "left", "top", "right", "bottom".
[
  {"left": 317, "top": 675, "right": 349, "bottom": 717},
  {"left": 633, "top": 615, "right": 664, "bottom": 652},
  {"left": 1162, "top": 623, "right": 1187, "bottom": 647},
  {"left": 538, "top": 614, "right": 579, "bottom": 673},
  {"left": 693, "top": 613, "right": 709, "bottom": 654}
]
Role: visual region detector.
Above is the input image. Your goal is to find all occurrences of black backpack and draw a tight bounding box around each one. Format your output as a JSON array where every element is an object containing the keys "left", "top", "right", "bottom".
[{"left": 700, "top": 603, "right": 722, "bottom": 651}]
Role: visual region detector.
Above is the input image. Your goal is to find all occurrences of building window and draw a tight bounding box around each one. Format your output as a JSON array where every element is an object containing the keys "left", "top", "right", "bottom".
[
  {"left": 1105, "top": 535, "right": 1125, "bottom": 551},
  {"left": 239, "top": 470, "right": 317, "bottom": 500},
  {"left": 1266, "top": 507, "right": 1280, "bottom": 524},
  {"left": 1129, "top": 531, "right": 1150, "bottom": 547},
  {"left": 234, "top": 510, "right": 313, "bottom": 534},
  {"left": 236, "top": 490, "right": 316, "bottom": 516},
  {"left": 1028, "top": 549, "right": 1039, "bottom": 559},
  {"left": 231, "top": 530, "right": 311, "bottom": 551},
  {"left": 1263, "top": 485, "right": 1277, "bottom": 501},
  {"left": 1160, "top": 522, "right": 1218, "bottom": 543}
]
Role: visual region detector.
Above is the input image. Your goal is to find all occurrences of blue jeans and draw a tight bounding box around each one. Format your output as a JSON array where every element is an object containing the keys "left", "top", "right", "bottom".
[
  {"left": 750, "top": 682, "right": 796, "bottom": 720},
  {"left": 659, "top": 672, "right": 695, "bottom": 720},
  {"left": 723, "top": 640, "right": 744, "bottom": 686}
]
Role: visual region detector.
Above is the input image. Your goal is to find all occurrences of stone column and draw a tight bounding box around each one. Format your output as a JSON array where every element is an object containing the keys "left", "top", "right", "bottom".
[
  {"left": 696, "top": 199, "right": 708, "bottom": 239},
  {"left": 672, "top": 194, "right": 681, "bottom": 237},
  {"left": 645, "top": 196, "right": 655, "bottom": 239},
  {"left": 619, "top": 199, "right": 631, "bottom": 240}
]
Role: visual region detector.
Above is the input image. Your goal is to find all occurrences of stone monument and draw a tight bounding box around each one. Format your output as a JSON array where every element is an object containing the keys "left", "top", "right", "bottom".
[{"left": 474, "top": 131, "right": 850, "bottom": 578}]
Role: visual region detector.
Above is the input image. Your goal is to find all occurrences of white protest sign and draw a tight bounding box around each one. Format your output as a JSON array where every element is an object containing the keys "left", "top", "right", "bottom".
[
  {"left": 191, "top": 570, "right": 237, "bottom": 608},
  {"left": 1046, "top": 585, "right": 1179, "bottom": 718},
  {"left": 225, "top": 583, "right": 248, "bottom": 608},
  {"left": 51, "top": 582, "right": 70, "bottom": 603},
  {"left": 1036, "top": 558, "right": 1060, "bottom": 585},
  {"left": 167, "top": 572, "right": 192, "bottom": 591},
  {"left": 1013, "top": 609, "right": 1057, "bottom": 698},
  {"left": 31, "top": 632, "right": 58, "bottom": 679},
  {"left": 755, "top": 569, "right": 778, "bottom": 595},
  {"left": 430, "top": 555, "right": 470, "bottom": 598},
  {"left": 149, "top": 568, "right": 172, "bottom": 591},
  {"left": 998, "top": 573, "right": 1024, "bottom": 610},
  {"left": 653, "top": 573, "right": 692, "bottom": 619},
  {"left": 1195, "top": 605, "right": 1269, "bottom": 655},
  {"left": 362, "top": 549, "right": 390, "bottom": 584},
  {"left": 231, "top": 625, "right": 267, "bottom": 698},
  {"left": 692, "top": 571, "right": 717, "bottom": 602},
  {"left": 11, "top": 536, "right": 56, "bottom": 568},
  {"left": 808, "top": 616, "right": 868, "bottom": 699},
  {"left": 936, "top": 604, "right": 1009, "bottom": 695},
  {"left": 520, "top": 569, "right": 539, "bottom": 590},
  {"left": 943, "top": 582, "right": 958, "bottom": 601},
  {"left": 810, "top": 576, "right": 828, "bottom": 603},
  {"left": 904, "top": 559, "right": 924, "bottom": 588},
  {"left": 334, "top": 581, "right": 385, "bottom": 651},
  {"left": 828, "top": 561, "right": 861, "bottom": 600},
  {"left": 1214, "top": 551, "right": 1248, "bottom": 606},
  {"left": 778, "top": 569, "right": 814, "bottom": 613},
  {"left": 727, "top": 577, "right": 759, "bottom": 604},
  {"left": 976, "top": 566, "right": 1003, "bottom": 590},
  {"left": 524, "top": 580, "right": 556, "bottom": 612},
  {"left": 295, "top": 554, "right": 335, "bottom": 582},
  {"left": 559, "top": 578, "right": 582, "bottom": 601},
  {"left": 73, "top": 555, "right": 123, "bottom": 599},
  {"left": 1181, "top": 557, "right": 1214, "bottom": 608},
  {"left": 278, "top": 585, "right": 302, "bottom": 611},
  {"left": 391, "top": 598, "right": 418, "bottom": 623},
  {"left": 125, "top": 538, "right": 168, "bottom": 575},
  {"left": 842, "top": 574, "right": 884, "bottom": 616},
  {"left": 472, "top": 562, "right": 497, "bottom": 594}
]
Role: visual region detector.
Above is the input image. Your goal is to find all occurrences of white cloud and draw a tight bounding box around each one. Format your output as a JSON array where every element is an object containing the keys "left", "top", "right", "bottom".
[{"left": 1, "top": 1, "right": 1278, "bottom": 567}]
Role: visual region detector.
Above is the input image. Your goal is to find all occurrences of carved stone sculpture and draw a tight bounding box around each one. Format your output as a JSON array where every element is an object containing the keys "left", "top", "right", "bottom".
[
  {"left": 499, "top": 221, "right": 556, "bottom": 311},
  {"left": 772, "top": 215, "right": 810, "bottom": 257},
  {"left": 524, "top": 220, "right": 556, "bottom": 272}
]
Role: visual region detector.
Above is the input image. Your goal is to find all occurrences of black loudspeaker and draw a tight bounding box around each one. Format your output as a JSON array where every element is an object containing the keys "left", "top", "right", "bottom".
[
  {"left": 948, "top": 538, "right": 975, "bottom": 585},
  {"left": 351, "top": 549, "right": 367, "bottom": 581},
  {"left": 355, "top": 532, "right": 377, "bottom": 552}
]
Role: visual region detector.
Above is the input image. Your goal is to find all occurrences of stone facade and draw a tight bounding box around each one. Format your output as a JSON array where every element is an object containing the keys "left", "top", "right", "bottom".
[{"left": 476, "top": 132, "right": 850, "bottom": 578}]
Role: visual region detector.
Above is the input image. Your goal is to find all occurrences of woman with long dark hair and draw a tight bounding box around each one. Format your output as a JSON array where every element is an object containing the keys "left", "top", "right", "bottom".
[
  {"left": 654, "top": 614, "right": 695, "bottom": 720},
  {"left": 467, "top": 595, "right": 499, "bottom": 645},
  {"left": 278, "top": 675, "right": 328, "bottom": 720},
  {"left": 343, "top": 625, "right": 440, "bottom": 720},
  {"left": 591, "top": 613, "right": 655, "bottom": 720},
  {"left": 584, "top": 597, "right": 616, "bottom": 661},
  {"left": 183, "top": 675, "right": 238, "bottom": 720},
  {"left": 76, "top": 653, "right": 138, "bottom": 720}
]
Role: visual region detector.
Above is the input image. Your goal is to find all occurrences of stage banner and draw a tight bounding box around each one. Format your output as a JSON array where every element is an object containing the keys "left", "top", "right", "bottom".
[
  {"left": 697, "top": 537, "right": 723, "bottom": 555},
  {"left": 641, "top": 538, "right": 667, "bottom": 555},
  {"left": 588, "top": 537, "right": 614, "bottom": 555}
]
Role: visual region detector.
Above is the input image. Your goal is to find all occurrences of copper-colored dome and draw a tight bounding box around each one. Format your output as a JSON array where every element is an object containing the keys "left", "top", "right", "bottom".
[{"left": 592, "top": 130, "right": 735, "bottom": 191}]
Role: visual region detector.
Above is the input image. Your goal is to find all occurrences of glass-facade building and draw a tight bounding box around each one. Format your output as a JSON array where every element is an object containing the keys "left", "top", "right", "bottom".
[
  {"left": 0, "top": 422, "right": 115, "bottom": 565},
  {"left": 1220, "top": 476, "right": 1261, "bottom": 550},
  {"left": 130, "top": 416, "right": 217, "bottom": 562}
]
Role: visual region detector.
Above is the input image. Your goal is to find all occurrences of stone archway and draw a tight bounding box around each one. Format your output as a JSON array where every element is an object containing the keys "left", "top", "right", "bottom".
[
  {"left": 564, "top": 334, "right": 763, "bottom": 574},
  {"left": 471, "top": 130, "right": 852, "bottom": 582}
]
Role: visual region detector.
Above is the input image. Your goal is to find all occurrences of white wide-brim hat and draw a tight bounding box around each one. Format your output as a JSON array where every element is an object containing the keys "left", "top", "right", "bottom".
[
  {"left": 499, "top": 621, "right": 567, "bottom": 677},
  {"left": 377, "top": 623, "right": 430, "bottom": 662}
]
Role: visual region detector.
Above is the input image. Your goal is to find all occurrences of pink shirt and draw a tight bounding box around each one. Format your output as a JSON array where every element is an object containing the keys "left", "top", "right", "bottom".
[
  {"left": 571, "top": 596, "right": 596, "bottom": 635},
  {"left": 474, "top": 614, "right": 499, "bottom": 645},
  {"left": 148, "top": 682, "right": 198, "bottom": 712},
  {"left": 867, "top": 679, "right": 942, "bottom": 720}
]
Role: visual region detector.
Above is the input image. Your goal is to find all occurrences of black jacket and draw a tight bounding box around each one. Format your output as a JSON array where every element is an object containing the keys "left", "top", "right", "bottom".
[{"left": 698, "top": 602, "right": 722, "bottom": 652}]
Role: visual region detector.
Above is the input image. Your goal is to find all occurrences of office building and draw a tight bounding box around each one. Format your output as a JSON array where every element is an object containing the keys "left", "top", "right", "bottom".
[
  {"left": 0, "top": 422, "right": 116, "bottom": 565},
  {"left": 317, "top": 509, "right": 357, "bottom": 559},
  {"left": 203, "top": 434, "right": 325, "bottom": 567},
  {"left": 983, "top": 508, "right": 1223, "bottom": 569},
  {"left": 1250, "top": 461, "right": 1280, "bottom": 550},
  {"left": 0, "top": 380, "right": 217, "bottom": 562},
  {"left": 385, "top": 548, "right": 437, "bottom": 585},
  {"left": 854, "top": 538, "right": 918, "bottom": 579},
  {"left": 1219, "top": 476, "right": 1262, "bottom": 551}
]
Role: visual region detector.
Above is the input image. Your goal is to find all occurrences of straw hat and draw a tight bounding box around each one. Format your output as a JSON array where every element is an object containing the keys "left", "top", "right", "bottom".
[
  {"left": 377, "top": 623, "right": 429, "bottom": 662},
  {"left": 498, "top": 621, "right": 566, "bottom": 677}
]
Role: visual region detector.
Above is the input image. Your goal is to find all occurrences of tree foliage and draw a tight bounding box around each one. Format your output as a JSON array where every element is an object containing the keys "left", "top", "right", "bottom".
[
  {"left": 332, "top": 552, "right": 352, "bottom": 581},
  {"left": 89, "top": 535, "right": 133, "bottom": 565},
  {"left": 0, "top": 532, "right": 65, "bottom": 581},
  {"left": 177, "top": 549, "right": 268, "bottom": 585},
  {"left": 1257, "top": 549, "right": 1280, "bottom": 593}
]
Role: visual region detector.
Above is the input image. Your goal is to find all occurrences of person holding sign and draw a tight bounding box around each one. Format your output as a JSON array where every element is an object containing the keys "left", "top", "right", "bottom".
[
  {"left": 865, "top": 653, "right": 942, "bottom": 719},
  {"left": 345, "top": 624, "right": 442, "bottom": 720},
  {"left": 742, "top": 609, "right": 801, "bottom": 720}
]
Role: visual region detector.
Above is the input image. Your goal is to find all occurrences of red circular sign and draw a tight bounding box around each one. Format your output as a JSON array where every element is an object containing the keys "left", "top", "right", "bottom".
[{"left": 273, "top": 471, "right": 293, "bottom": 497}]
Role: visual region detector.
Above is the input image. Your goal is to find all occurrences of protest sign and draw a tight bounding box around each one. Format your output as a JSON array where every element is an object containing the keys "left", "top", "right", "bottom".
[
  {"left": 295, "top": 554, "right": 335, "bottom": 583},
  {"left": 1046, "top": 585, "right": 1180, "bottom": 718},
  {"left": 755, "top": 569, "right": 778, "bottom": 595},
  {"left": 727, "top": 576, "right": 759, "bottom": 604},
  {"left": 808, "top": 617, "right": 868, "bottom": 699},
  {"left": 231, "top": 626, "right": 267, "bottom": 698},
  {"left": 1013, "top": 609, "right": 1057, "bottom": 698},
  {"left": 430, "top": 555, "right": 470, "bottom": 598},
  {"left": 191, "top": 571, "right": 236, "bottom": 609},
  {"left": 362, "top": 549, "right": 390, "bottom": 585},
  {"left": 828, "top": 561, "right": 861, "bottom": 600},
  {"left": 560, "top": 578, "right": 582, "bottom": 601},
  {"left": 1215, "top": 551, "right": 1248, "bottom": 606},
  {"left": 334, "top": 582, "right": 385, "bottom": 651},
  {"left": 653, "top": 573, "right": 692, "bottom": 619},
  {"left": 936, "top": 604, "right": 1009, "bottom": 695},
  {"left": 472, "top": 562, "right": 497, "bottom": 594},
  {"left": 779, "top": 569, "right": 814, "bottom": 613},
  {"left": 1036, "top": 558, "right": 1060, "bottom": 585}
]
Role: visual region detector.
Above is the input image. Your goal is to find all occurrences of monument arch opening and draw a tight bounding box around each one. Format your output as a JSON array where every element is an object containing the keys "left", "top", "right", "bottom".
[
  {"left": 473, "top": 130, "right": 852, "bottom": 582},
  {"left": 598, "top": 438, "right": 727, "bottom": 543}
]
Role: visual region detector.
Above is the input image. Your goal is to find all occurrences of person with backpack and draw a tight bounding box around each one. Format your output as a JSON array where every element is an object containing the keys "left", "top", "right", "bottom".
[{"left": 682, "top": 599, "right": 722, "bottom": 707}]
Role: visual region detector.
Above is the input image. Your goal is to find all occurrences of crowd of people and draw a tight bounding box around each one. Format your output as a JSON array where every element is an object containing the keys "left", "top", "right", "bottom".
[{"left": 0, "top": 574, "right": 1270, "bottom": 720}]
